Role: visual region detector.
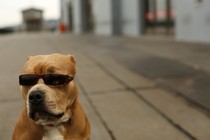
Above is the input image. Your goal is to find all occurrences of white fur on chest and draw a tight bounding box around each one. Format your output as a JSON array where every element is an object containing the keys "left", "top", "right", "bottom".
[{"left": 42, "top": 126, "right": 64, "bottom": 140}]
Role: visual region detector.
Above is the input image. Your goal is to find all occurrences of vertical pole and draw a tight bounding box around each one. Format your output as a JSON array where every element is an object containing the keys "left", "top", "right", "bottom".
[
  {"left": 60, "top": 0, "right": 64, "bottom": 22},
  {"left": 139, "top": 0, "right": 146, "bottom": 34},
  {"left": 166, "top": 0, "right": 171, "bottom": 34},
  {"left": 153, "top": 0, "right": 157, "bottom": 34},
  {"left": 112, "top": 0, "right": 121, "bottom": 35},
  {"left": 68, "top": 2, "right": 73, "bottom": 31}
]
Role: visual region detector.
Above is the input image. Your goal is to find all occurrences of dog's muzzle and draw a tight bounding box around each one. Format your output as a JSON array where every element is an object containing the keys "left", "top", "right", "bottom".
[{"left": 28, "top": 90, "right": 64, "bottom": 121}]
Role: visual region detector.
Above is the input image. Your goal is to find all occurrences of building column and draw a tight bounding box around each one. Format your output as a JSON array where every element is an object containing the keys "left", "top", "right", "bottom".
[
  {"left": 71, "top": 0, "right": 83, "bottom": 34},
  {"left": 120, "top": 0, "right": 144, "bottom": 36},
  {"left": 92, "top": 0, "right": 113, "bottom": 35},
  {"left": 60, "top": 0, "right": 70, "bottom": 28}
]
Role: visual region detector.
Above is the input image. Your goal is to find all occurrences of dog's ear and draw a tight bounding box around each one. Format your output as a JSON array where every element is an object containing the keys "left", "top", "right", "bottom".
[
  {"left": 26, "top": 56, "right": 32, "bottom": 61},
  {"left": 68, "top": 55, "right": 76, "bottom": 64},
  {"left": 68, "top": 55, "right": 76, "bottom": 74}
]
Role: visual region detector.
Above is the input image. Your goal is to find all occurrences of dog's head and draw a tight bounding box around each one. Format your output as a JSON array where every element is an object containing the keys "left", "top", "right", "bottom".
[{"left": 20, "top": 54, "right": 77, "bottom": 126}]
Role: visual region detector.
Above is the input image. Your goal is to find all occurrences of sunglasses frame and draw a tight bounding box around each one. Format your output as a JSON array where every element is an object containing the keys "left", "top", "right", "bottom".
[{"left": 19, "top": 74, "right": 74, "bottom": 87}]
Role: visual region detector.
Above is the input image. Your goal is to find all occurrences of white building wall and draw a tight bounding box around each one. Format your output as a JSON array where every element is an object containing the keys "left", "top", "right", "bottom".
[
  {"left": 92, "top": 0, "right": 113, "bottom": 35},
  {"left": 60, "top": 0, "right": 70, "bottom": 26},
  {"left": 121, "top": 0, "right": 142, "bottom": 36},
  {"left": 72, "top": 0, "right": 83, "bottom": 34},
  {"left": 175, "top": 0, "right": 210, "bottom": 43}
]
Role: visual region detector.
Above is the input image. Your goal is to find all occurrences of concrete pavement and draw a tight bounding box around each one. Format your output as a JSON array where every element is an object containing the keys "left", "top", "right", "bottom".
[{"left": 0, "top": 33, "right": 210, "bottom": 140}]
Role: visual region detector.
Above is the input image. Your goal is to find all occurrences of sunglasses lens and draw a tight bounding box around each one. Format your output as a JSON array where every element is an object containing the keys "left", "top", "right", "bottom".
[
  {"left": 44, "top": 74, "right": 68, "bottom": 86},
  {"left": 19, "top": 75, "right": 38, "bottom": 86},
  {"left": 19, "top": 74, "right": 73, "bottom": 87}
]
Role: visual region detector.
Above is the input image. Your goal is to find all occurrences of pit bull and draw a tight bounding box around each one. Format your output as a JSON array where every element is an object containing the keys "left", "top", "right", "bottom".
[{"left": 12, "top": 53, "right": 90, "bottom": 140}]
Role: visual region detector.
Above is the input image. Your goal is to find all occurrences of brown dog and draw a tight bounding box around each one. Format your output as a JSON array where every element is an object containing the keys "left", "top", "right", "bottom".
[{"left": 12, "top": 53, "right": 90, "bottom": 140}]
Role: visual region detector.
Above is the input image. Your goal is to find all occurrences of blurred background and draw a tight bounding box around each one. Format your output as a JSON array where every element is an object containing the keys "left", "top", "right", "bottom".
[
  {"left": 1, "top": 0, "right": 210, "bottom": 140},
  {"left": 1, "top": 0, "right": 209, "bottom": 43}
]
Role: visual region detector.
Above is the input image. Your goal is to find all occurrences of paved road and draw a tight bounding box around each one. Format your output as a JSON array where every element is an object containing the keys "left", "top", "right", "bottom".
[
  {"left": 74, "top": 35, "right": 210, "bottom": 113},
  {"left": 0, "top": 33, "right": 210, "bottom": 140}
]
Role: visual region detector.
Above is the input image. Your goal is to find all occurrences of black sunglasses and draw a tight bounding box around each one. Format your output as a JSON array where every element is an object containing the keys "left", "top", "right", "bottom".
[{"left": 19, "top": 74, "right": 74, "bottom": 87}]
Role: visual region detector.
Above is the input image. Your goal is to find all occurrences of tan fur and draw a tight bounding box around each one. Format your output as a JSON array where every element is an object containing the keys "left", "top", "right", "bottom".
[{"left": 12, "top": 53, "right": 90, "bottom": 140}]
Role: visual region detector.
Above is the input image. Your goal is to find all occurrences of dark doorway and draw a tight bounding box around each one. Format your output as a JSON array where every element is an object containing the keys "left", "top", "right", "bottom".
[
  {"left": 81, "top": 0, "right": 94, "bottom": 33},
  {"left": 68, "top": 2, "right": 73, "bottom": 31},
  {"left": 26, "top": 20, "right": 42, "bottom": 31},
  {"left": 143, "top": 0, "right": 175, "bottom": 35}
]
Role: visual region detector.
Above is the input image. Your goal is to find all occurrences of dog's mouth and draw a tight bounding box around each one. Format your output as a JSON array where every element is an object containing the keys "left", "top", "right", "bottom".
[{"left": 29, "top": 110, "right": 64, "bottom": 121}]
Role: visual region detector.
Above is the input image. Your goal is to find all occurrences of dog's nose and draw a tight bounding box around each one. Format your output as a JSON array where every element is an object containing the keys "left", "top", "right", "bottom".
[{"left": 29, "top": 91, "right": 45, "bottom": 104}]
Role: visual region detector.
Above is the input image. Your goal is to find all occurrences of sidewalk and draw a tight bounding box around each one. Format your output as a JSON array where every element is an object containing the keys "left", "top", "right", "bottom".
[
  {"left": 49, "top": 36, "right": 210, "bottom": 140},
  {"left": 0, "top": 33, "right": 210, "bottom": 140},
  {"left": 51, "top": 34, "right": 210, "bottom": 140},
  {"left": 73, "top": 46, "right": 210, "bottom": 140}
]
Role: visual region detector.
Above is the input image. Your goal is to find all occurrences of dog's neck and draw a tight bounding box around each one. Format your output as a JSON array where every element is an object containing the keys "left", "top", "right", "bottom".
[
  {"left": 42, "top": 114, "right": 72, "bottom": 140},
  {"left": 42, "top": 100, "right": 76, "bottom": 139},
  {"left": 42, "top": 125, "right": 65, "bottom": 140},
  {"left": 45, "top": 117, "right": 72, "bottom": 127}
]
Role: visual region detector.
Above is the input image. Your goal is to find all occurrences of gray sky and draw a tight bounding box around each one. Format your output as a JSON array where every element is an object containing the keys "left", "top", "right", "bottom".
[{"left": 0, "top": 0, "right": 60, "bottom": 27}]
